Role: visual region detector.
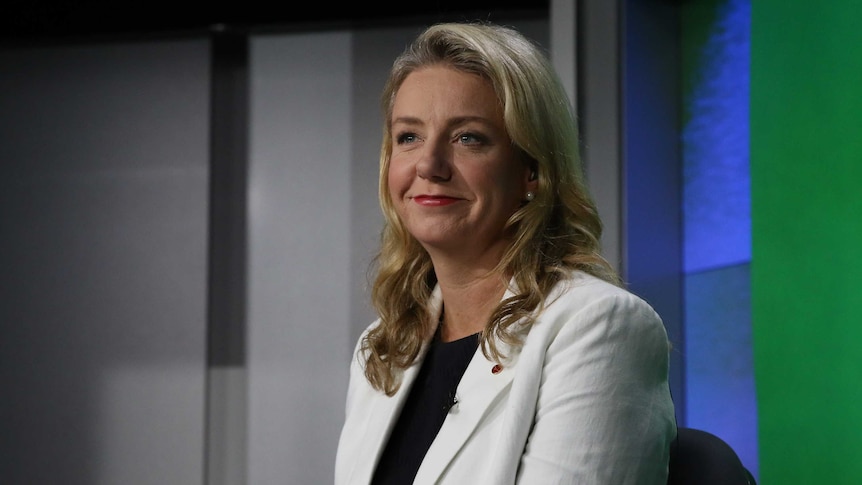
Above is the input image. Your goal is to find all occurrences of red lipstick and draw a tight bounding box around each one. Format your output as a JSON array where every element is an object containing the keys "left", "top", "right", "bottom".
[{"left": 412, "top": 195, "right": 459, "bottom": 206}]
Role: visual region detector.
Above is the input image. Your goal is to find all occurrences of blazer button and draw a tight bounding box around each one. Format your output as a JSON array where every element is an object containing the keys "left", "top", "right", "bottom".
[{"left": 491, "top": 364, "right": 503, "bottom": 374}]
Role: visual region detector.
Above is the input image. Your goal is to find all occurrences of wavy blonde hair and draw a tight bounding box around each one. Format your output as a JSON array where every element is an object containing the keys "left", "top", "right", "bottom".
[{"left": 363, "top": 21, "right": 620, "bottom": 395}]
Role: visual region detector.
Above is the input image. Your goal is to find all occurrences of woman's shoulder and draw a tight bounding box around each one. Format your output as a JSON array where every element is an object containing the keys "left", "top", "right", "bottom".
[
  {"left": 515, "top": 271, "right": 670, "bottom": 365},
  {"left": 550, "top": 270, "right": 650, "bottom": 305},
  {"left": 540, "top": 270, "right": 664, "bottom": 331}
]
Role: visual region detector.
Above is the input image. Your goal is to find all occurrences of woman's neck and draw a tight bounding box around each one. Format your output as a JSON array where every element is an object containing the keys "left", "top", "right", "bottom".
[{"left": 434, "top": 267, "right": 509, "bottom": 342}]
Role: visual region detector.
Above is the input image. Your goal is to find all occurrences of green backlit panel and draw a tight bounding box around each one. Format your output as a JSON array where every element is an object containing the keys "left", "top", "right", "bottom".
[{"left": 751, "top": 2, "right": 862, "bottom": 483}]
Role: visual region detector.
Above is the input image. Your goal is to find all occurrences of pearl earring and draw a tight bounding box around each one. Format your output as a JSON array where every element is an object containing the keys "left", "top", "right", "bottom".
[{"left": 525, "top": 191, "right": 535, "bottom": 201}]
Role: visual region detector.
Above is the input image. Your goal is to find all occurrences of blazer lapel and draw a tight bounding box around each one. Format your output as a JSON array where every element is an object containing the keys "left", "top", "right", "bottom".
[
  {"left": 345, "top": 286, "right": 445, "bottom": 484},
  {"left": 412, "top": 285, "right": 522, "bottom": 484},
  {"left": 412, "top": 343, "right": 518, "bottom": 484},
  {"left": 346, "top": 359, "right": 423, "bottom": 484}
]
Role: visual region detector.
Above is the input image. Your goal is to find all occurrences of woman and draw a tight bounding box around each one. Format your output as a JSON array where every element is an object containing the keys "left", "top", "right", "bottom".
[{"left": 335, "top": 21, "right": 676, "bottom": 484}]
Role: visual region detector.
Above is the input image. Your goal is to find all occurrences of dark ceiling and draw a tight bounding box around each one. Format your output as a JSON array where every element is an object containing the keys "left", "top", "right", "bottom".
[{"left": 2, "top": 1, "right": 549, "bottom": 44}]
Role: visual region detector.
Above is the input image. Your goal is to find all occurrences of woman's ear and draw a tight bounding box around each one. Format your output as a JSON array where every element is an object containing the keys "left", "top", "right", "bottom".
[
  {"left": 519, "top": 153, "right": 539, "bottom": 196},
  {"left": 524, "top": 162, "right": 539, "bottom": 193}
]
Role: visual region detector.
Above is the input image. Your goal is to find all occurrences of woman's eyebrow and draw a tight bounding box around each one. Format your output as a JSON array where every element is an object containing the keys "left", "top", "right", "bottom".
[{"left": 392, "top": 115, "right": 494, "bottom": 127}]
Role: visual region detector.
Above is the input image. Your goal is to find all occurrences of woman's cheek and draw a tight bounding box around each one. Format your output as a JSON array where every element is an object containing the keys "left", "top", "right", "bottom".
[{"left": 387, "top": 158, "right": 412, "bottom": 197}]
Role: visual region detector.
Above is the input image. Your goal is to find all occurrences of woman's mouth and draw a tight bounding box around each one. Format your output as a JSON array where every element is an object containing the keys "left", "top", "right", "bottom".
[{"left": 412, "top": 195, "right": 460, "bottom": 206}]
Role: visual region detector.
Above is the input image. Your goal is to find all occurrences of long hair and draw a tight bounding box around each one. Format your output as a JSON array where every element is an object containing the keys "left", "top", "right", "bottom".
[{"left": 363, "top": 21, "right": 619, "bottom": 395}]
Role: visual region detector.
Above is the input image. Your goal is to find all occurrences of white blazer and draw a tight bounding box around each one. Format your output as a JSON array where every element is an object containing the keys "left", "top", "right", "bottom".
[{"left": 335, "top": 271, "right": 676, "bottom": 484}]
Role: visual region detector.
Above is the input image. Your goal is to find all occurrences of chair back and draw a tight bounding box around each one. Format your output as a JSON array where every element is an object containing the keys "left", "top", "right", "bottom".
[{"left": 667, "top": 427, "right": 756, "bottom": 485}]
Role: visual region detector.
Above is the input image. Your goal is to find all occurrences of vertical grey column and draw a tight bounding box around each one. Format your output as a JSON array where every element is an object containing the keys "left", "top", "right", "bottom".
[
  {"left": 550, "top": 0, "right": 578, "bottom": 114},
  {"left": 205, "top": 26, "right": 250, "bottom": 485},
  {"left": 578, "top": 0, "right": 624, "bottom": 271}
]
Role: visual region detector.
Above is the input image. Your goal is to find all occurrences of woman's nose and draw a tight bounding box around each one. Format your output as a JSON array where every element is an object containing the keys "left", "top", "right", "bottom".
[{"left": 415, "top": 140, "right": 452, "bottom": 181}]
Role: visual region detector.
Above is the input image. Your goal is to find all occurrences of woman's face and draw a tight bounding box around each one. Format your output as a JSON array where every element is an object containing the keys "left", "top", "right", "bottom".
[{"left": 387, "top": 66, "right": 535, "bottom": 261}]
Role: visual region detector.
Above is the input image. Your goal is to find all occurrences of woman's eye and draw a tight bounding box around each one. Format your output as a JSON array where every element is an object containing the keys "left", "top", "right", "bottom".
[
  {"left": 458, "top": 132, "right": 485, "bottom": 145},
  {"left": 396, "top": 133, "right": 417, "bottom": 145}
]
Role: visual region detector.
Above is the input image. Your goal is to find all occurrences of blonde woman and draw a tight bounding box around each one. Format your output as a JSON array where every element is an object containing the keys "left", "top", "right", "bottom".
[{"left": 335, "top": 21, "right": 676, "bottom": 485}]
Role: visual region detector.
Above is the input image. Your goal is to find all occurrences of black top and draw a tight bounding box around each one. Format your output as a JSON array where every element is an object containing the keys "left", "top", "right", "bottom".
[{"left": 371, "top": 330, "right": 480, "bottom": 485}]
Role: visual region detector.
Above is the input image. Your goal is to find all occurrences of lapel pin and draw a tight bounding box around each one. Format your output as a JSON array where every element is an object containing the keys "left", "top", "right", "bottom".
[{"left": 491, "top": 364, "right": 503, "bottom": 374}]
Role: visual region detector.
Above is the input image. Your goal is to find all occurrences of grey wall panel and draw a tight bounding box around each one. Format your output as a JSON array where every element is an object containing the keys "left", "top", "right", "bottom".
[
  {"left": 247, "top": 31, "right": 354, "bottom": 484},
  {"left": 0, "top": 40, "right": 211, "bottom": 484}
]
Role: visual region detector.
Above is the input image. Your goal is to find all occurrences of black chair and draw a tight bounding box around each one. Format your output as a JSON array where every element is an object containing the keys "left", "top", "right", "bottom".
[{"left": 668, "top": 427, "right": 757, "bottom": 485}]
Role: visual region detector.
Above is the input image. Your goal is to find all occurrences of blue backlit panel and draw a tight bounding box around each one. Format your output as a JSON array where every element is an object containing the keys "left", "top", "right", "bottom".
[
  {"left": 685, "top": 264, "right": 758, "bottom": 477},
  {"left": 683, "top": 0, "right": 751, "bottom": 273},
  {"left": 681, "top": 0, "right": 757, "bottom": 480}
]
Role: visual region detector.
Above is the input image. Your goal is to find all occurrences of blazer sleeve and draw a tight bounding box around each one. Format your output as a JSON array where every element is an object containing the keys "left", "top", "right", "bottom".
[{"left": 516, "top": 291, "right": 676, "bottom": 484}]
